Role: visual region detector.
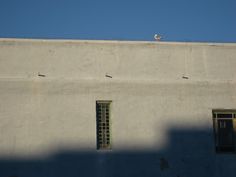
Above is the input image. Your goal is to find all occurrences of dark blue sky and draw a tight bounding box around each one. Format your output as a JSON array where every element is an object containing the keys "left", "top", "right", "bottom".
[{"left": 0, "top": 0, "right": 236, "bottom": 42}]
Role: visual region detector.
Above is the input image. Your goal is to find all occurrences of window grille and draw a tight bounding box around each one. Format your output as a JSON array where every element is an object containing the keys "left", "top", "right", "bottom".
[
  {"left": 213, "top": 109, "right": 236, "bottom": 153},
  {"left": 96, "top": 101, "right": 111, "bottom": 150}
]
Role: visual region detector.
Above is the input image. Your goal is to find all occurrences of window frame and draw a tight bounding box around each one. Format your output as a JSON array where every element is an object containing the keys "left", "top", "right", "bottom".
[
  {"left": 96, "top": 100, "right": 112, "bottom": 150},
  {"left": 212, "top": 109, "right": 236, "bottom": 153}
]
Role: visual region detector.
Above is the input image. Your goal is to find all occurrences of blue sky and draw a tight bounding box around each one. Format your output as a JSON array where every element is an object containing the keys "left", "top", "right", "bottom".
[{"left": 0, "top": 0, "right": 236, "bottom": 42}]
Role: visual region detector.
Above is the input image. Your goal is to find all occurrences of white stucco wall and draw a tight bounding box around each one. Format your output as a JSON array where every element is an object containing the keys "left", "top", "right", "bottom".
[{"left": 0, "top": 38, "right": 236, "bottom": 177}]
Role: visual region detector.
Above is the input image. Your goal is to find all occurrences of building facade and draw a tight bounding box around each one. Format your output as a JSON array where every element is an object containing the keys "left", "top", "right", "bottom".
[{"left": 0, "top": 38, "right": 236, "bottom": 177}]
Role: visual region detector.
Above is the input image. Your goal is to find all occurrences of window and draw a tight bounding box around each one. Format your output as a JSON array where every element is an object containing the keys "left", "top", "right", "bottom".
[
  {"left": 96, "top": 100, "right": 112, "bottom": 150},
  {"left": 213, "top": 109, "right": 236, "bottom": 153}
]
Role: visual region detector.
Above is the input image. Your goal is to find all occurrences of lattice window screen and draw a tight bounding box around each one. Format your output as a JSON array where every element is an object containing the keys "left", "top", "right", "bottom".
[{"left": 96, "top": 101, "right": 111, "bottom": 150}]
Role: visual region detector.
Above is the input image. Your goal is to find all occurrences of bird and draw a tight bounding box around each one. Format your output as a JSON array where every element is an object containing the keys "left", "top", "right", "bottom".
[{"left": 154, "top": 34, "right": 162, "bottom": 41}]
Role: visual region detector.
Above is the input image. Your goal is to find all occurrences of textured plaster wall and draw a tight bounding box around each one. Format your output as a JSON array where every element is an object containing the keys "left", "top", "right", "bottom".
[
  {"left": 0, "top": 39, "right": 236, "bottom": 177},
  {"left": 0, "top": 39, "right": 236, "bottom": 81}
]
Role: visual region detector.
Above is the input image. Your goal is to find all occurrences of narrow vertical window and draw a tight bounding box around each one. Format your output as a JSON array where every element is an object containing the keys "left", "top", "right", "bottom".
[
  {"left": 213, "top": 109, "right": 236, "bottom": 153},
  {"left": 96, "top": 101, "right": 111, "bottom": 150}
]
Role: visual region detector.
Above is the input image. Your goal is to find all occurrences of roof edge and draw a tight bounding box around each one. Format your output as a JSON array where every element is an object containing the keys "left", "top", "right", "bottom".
[{"left": 0, "top": 38, "right": 236, "bottom": 46}]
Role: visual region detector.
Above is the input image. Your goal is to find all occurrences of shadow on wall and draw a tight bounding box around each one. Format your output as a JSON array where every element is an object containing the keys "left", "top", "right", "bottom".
[{"left": 0, "top": 128, "right": 235, "bottom": 177}]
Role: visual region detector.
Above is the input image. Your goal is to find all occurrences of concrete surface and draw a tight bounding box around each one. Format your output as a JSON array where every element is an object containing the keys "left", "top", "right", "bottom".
[{"left": 0, "top": 38, "right": 236, "bottom": 177}]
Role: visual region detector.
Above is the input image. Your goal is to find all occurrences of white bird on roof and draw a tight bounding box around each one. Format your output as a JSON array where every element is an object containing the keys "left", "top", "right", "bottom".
[{"left": 154, "top": 34, "right": 162, "bottom": 41}]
